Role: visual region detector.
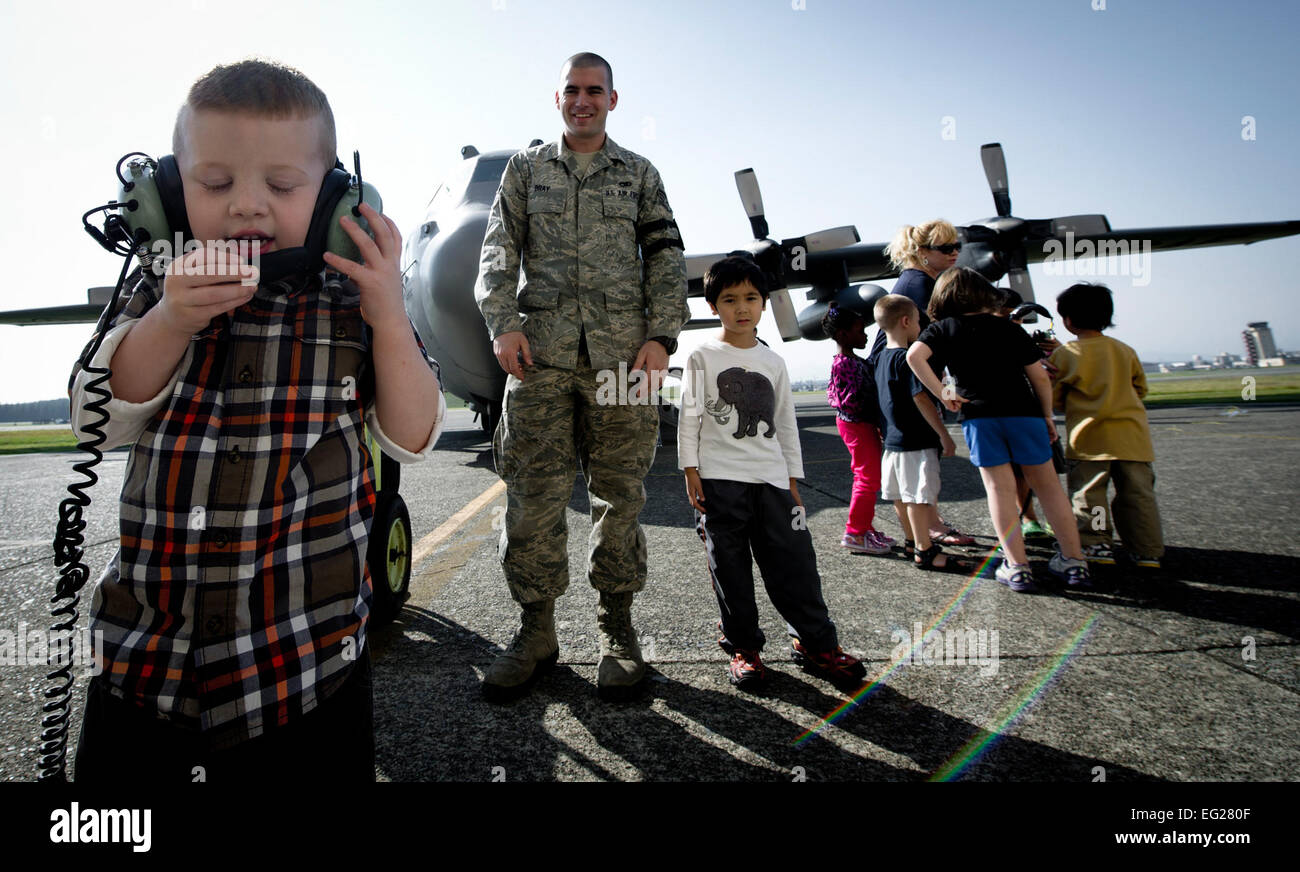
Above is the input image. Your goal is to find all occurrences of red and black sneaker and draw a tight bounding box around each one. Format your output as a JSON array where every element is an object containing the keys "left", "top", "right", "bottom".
[
  {"left": 791, "top": 637, "right": 866, "bottom": 687},
  {"left": 728, "top": 648, "right": 766, "bottom": 688}
]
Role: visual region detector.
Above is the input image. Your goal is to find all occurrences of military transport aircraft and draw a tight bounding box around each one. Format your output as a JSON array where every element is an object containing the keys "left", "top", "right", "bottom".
[{"left": 395, "top": 141, "right": 1300, "bottom": 434}]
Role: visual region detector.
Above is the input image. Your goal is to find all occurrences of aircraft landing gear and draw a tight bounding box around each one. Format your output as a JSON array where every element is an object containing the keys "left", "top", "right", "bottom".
[
  {"left": 368, "top": 489, "right": 412, "bottom": 625},
  {"left": 366, "top": 452, "right": 411, "bottom": 625},
  {"left": 477, "top": 399, "right": 501, "bottom": 438}
]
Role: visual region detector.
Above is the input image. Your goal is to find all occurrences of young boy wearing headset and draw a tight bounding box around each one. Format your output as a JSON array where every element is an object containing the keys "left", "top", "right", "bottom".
[{"left": 69, "top": 59, "right": 443, "bottom": 782}]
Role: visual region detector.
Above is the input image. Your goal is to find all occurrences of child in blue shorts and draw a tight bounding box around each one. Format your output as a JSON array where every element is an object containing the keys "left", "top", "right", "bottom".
[{"left": 905, "top": 268, "right": 1090, "bottom": 592}]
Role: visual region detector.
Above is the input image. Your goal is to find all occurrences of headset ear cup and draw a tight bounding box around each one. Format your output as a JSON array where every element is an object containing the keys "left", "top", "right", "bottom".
[
  {"left": 117, "top": 157, "right": 180, "bottom": 249},
  {"left": 324, "top": 180, "right": 383, "bottom": 264},
  {"left": 154, "top": 156, "right": 192, "bottom": 244},
  {"left": 304, "top": 168, "right": 354, "bottom": 265}
]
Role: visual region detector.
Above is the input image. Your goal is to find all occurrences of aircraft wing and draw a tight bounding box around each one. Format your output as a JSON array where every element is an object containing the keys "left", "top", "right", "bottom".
[
  {"left": 686, "top": 242, "right": 897, "bottom": 298},
  {"left": 1023, "top": 220, "right": 1300, "bottom": 264},
  {"left": 0, "top": 287, "right": 115, "bottom": 326},
  {"left": 807, "top": 221, "right": 1300, "bottom": 283},
  {"left": 0, "top": 304, "right": 102, "bottom": 326}
]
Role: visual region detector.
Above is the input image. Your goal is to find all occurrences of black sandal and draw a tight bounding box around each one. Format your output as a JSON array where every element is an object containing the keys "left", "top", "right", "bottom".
[
  {"left": 903, "top": 539, "right": 916, "bottom": 558},
  {"left": 914, "top": 543, "right": 970, "bottom": 574}
]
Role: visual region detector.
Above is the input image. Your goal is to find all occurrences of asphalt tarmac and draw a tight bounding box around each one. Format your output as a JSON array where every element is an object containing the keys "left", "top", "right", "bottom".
[{"left": 1, "top": 400, "right": 1297, "bottom": 782}]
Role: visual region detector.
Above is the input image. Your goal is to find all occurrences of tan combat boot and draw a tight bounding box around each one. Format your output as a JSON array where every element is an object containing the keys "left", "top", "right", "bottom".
[
  {"left": 481, "top": 600, "right": 558, "bottom": 703},
  {"left": 596, "top": 591, "right": 645, "bottom": 702}
]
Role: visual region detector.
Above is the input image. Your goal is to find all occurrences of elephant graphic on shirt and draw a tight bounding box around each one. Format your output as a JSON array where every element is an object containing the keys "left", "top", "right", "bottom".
[{"left": 715, "top": 367, "right": 776, "bottom": 439}]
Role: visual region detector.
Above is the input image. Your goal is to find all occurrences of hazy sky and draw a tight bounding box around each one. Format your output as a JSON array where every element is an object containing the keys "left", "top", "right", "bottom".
[{"left": 1, "top": 0, "right": 1297, "bottom": 403}]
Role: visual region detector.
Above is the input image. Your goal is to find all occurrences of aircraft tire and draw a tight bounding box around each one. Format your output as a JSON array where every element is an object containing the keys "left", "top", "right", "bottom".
[{"left": 368, "top": 491, "right": 412, "bottom": 625}]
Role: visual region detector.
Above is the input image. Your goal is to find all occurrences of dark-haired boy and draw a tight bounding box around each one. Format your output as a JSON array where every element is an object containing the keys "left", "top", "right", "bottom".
[
  {"left": 68, "top": 60, "right": 444, "bottom": 782},
  {"left": 678, "top": 256, "right": 865, "bottom": 689},
  {"left": 1048, "top": 283, "right": 1162, "bottom": 568}
]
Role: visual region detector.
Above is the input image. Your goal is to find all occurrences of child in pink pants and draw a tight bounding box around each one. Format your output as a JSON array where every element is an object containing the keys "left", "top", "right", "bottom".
[{"left": 823, "top": 304, "right": 893, "bottom": 555}]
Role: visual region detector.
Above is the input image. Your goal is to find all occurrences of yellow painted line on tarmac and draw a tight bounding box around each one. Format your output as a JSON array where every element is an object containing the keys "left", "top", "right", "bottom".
[{"left": 410, "top": 479, "right": 506, "bottom": 570}]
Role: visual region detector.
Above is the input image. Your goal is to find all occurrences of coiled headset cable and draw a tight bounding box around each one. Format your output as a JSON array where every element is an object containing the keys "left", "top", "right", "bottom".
[{"left": 37, "top": 154, "right": 144, "bottom": 780}]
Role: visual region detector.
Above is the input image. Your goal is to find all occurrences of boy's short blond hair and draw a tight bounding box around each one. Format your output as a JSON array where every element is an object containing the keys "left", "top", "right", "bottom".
[
  {"left": 173, "top": 59, "right": 336, "bottom": 172},
  {"left": 874, "top": 293, "right": 919, "bottom": 332}
]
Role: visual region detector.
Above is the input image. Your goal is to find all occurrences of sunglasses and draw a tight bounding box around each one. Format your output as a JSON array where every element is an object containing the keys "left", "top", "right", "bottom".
[{"left": 926, "top": 242, "right": 962, "bottom": 254}]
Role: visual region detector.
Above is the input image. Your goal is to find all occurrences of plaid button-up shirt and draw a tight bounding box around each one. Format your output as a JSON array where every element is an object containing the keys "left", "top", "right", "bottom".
[{"left": 70, "top": 268, "right": 442, "bottom": 749}]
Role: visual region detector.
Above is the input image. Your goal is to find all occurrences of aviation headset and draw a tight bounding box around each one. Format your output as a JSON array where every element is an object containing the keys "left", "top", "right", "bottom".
[
  {"left": 89, "top": 150, "right": 382, "bottom": 285},
  {"left": 38, "top": 152, "right": 382, "bottom": 781}
]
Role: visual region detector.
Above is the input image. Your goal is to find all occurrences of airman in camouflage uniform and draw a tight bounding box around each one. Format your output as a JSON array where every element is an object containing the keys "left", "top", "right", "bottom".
[{"left": 475, "top": 53, "right": 688, "bottom": 702}]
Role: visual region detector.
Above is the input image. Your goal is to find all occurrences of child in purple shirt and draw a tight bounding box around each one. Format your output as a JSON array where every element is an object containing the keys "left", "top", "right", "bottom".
[{"left": 823, "top": 304, "right": 893, "bottom": 554}]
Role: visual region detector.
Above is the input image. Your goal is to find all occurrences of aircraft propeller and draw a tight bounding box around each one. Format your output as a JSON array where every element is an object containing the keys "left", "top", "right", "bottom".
[
  {"left": 683, "top": 168, "right": 859, "bottom": 340},
  {"left": 964, "top": 143, "right": 1112, "bottom": 305}
]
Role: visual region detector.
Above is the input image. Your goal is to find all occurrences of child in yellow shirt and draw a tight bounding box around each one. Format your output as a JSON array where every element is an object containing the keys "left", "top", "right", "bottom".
[{"left": 1048, "top": 283, "right": 1164, "bottom": 569}]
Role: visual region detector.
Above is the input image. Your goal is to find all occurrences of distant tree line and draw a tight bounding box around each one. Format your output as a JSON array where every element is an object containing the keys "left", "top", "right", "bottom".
[{"left": 0, "top": 399, "right": 68, "bottom": 424}]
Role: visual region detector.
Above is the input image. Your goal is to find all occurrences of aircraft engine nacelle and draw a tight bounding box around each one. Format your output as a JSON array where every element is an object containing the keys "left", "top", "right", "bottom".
[
  {"left": 795, "top": 283, "right": 890, "bottom": 341},
  {"left": 957, "top": 241, "right": 1006, "bottom": 284}
]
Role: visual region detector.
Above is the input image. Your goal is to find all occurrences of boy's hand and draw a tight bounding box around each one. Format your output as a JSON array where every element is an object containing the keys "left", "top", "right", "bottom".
[
  {"left": 789, "top": 479, "right": 803, "bottom": 508},
  {"left": 684, "top": 468, "right": 705, "bottom": 512},
  {"left": 158, "top": 245, "right": 257, "bottom": 337},
  {"left": 323, "top": 202, "right": 406, "bottom": 330},
  {"left": 940, "top": 431, "right": 956, "bottom": 457}
]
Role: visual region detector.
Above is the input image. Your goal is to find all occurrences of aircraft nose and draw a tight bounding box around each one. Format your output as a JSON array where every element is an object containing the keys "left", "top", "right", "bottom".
[
  {"left": 415, "top": 211, "right": 501, "bottom": 385},
  {"left": 422, "top": 216, "right": 487, "bottom": 319}
]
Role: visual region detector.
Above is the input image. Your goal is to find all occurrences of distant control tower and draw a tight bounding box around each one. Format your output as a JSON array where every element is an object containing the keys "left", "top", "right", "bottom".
[{"left": 1242, "top": 321, "right": 1278, "bottom": 366}]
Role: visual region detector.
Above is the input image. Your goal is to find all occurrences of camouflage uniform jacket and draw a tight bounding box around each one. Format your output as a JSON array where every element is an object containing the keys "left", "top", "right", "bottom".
[{"left": 474, "top": 136, "right": 689, "bottom": 370}]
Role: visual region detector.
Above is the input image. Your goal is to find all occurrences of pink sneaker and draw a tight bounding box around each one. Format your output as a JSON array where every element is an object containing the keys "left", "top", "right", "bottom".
[
  {"left": 866, "top": 529, "right": 896, "bottom": 549},
  {"left": 841, "top": 533, "right": 889, "bottom": 555}
]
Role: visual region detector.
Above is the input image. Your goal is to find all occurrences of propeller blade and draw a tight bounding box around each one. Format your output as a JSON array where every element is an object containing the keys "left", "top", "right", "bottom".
[
  {"left": 781, "top": 226, "right": 861, "bottom": 254},
  {"left": 683, "top": 317, "right": 722, "bottom": 331},
  {"left": 1050, "top": 214, "right": 1111, "bottom": 237},
  {"left": 980, "top": 142, "right": 1012, "bottom": 218},
  {"left": 767, "top": 287, "right": 802, "bottom": 341},
  {"left": 685, "top": 253, "right": 724, "bottom": 282},
  {"left": 734, "top": 168, "right": 769, "bottom": 240},
  {"left": 1008, "top": 266, "right": 1035, "bottom": 305}
]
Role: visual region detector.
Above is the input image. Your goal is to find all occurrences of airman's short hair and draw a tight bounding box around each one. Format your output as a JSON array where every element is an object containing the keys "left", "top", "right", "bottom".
[{"left": 561, "top": 52, "right": 613, "bottom": 90}]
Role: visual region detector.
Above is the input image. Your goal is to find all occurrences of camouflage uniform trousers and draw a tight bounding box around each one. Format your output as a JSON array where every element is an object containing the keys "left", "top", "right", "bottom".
[{"left": 493, "top": 352, "right": 660, "bottom": 604}]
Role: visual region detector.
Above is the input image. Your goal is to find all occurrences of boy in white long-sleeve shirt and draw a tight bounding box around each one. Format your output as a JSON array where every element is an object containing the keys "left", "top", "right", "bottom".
[{"left": 679, "top": 256, "right": 866, "bottom": 690}]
